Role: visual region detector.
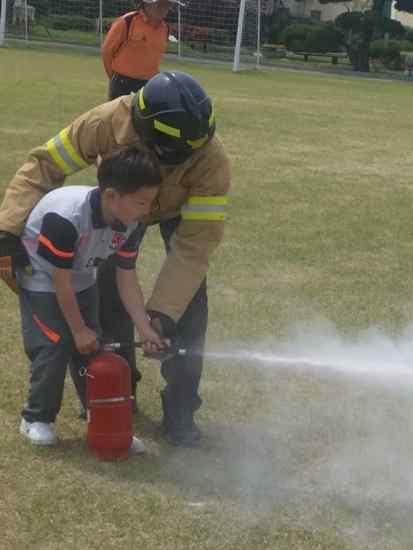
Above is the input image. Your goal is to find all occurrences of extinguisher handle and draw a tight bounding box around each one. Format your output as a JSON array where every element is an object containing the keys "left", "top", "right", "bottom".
[
  {"left": 101, "top": 341, "right": 143, "bottom": 352},
  {"left": 101, "top": 340, "right": 187, "bottom": 359}
]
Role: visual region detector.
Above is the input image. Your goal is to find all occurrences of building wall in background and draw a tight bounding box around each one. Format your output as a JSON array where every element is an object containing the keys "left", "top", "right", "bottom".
[
  {"left": 282, "top": 0, "right": 352, "bottom": 21},
  {"left": 392, "top": 3, "right": 413, "bottom": 26}
]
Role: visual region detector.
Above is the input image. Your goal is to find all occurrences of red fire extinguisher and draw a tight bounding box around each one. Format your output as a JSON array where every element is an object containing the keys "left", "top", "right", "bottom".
[{"left": 86, "top": 351, "right": 133, "bottom": 460}]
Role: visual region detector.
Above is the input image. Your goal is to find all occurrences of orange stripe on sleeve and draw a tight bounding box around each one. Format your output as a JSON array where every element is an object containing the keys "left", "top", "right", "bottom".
[
  {"left": 38, "top": 234, "right": 75, "bottom": 259},
  {"left": 33, "top": 315, "right": 61, "bottom": 343}
]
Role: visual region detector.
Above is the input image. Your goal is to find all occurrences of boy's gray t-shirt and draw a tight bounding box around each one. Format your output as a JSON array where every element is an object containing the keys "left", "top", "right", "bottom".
[{"left": 17, "top": 186, "right": 145, "bottom": 293}]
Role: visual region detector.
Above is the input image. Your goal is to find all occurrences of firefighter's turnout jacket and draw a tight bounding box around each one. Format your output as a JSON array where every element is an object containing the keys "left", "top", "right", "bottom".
[{"left": 0, "top": 95, "right": 231, "bottom": 322}]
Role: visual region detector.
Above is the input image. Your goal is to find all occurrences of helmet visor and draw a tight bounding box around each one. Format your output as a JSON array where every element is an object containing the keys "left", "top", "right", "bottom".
[{"left": 151, "top": 123, "right": 215, "bottom": 165}]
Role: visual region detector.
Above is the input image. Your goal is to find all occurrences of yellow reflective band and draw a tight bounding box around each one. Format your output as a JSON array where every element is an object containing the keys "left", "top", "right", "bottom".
[
  {"left": 209, "top": 108, "right": 215, "bottom": 127},
  {"left": 46, "top": 128, "right": 89, "bottom": 175},
  {"left": 154, "top": 119, "right": 181, "bottom": 138},
  {"left": 181, "top": 195, "right": 228, "bottom": 221},
  {"left": 138, "top": 88, "right": 145, "bottom": 110},
  {"left": 46, "top": 138, "right": 72, "bottom": 176},
  {"left": 187, "top": 136, "right": 208, "bottom": 149},
  {"left": 59, "top": 128, "right": 89, "bottom": 170}
]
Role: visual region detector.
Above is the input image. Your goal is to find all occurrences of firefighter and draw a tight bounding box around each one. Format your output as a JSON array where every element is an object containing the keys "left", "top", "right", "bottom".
[
  {"left": 102, "top": 0, "right": 184, "bottom": 100},
  {"left": 100, "top": 0, "right": 184, "bottom": 387},
  {"left": 0, "top": 71, "right": 231, "bottom": 448}
]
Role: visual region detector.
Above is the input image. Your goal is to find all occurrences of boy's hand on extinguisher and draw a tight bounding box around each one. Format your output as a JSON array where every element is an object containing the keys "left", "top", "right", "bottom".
[{"left": 74, "top": 326, "right": 99, "bottom": 355}]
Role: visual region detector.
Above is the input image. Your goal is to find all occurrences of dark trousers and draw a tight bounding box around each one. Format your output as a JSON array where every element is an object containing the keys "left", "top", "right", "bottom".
[
  {"left": 101, "top": 76, "right": 148, "bottom": 397},
  {"left": 108, "top": 73, "right": 148, "bottom": 101},
  {"left": 19, "top": 286, "right": 100, "bottom": 423},
  {"left": 97, "top": 255, "right": 142, "bottom": 392},
  {"left": 97, "top": 217, "right": 207, "bottom": 415},
  {"left": 104, "top": 77, "right": 207, "bottom": 418},
  {"left": 159, "top": 217, "right": 206, "bottom": 414}
]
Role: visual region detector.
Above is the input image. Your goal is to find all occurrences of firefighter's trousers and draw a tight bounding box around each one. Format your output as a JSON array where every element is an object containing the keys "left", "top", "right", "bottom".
[{"left": 97, "top": 216, "right": 206, "bottom": 415}]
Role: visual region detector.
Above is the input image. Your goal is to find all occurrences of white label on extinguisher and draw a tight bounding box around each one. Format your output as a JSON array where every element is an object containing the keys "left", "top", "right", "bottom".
[{"left": 87, "top": 409, "right": 91, "bottom": 423}]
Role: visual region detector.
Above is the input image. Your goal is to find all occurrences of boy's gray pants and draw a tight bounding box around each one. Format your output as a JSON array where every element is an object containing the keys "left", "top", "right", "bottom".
[{"left": 19, "top": 285, "right": 100, "bottom": 423}]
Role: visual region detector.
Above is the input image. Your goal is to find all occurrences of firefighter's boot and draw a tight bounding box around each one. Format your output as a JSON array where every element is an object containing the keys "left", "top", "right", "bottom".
[{"left": 160, "top": 387, "right": 201, "bottom": 448}]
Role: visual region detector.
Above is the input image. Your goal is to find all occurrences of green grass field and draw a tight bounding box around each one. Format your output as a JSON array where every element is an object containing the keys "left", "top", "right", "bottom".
[{"left": 1, "top": 46, "right": 413, "bottom": 550}]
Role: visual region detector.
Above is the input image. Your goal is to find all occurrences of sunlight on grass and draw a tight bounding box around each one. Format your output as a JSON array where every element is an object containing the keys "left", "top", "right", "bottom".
[{"left": 1, "top": 46, "right": 413, "bottom": 550}]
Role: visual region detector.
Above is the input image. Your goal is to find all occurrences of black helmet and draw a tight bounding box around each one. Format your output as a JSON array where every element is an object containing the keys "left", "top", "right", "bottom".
[{"left": 132, "top": 71, "right": 216, "bottom": 165}]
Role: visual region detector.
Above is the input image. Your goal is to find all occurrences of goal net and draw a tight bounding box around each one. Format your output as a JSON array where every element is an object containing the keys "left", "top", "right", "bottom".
[
  {"left": 167, "top": 0, "right": 262, "bottom": 68},
  {"left": 0, "top": 0, "right": 269, "bottom": 70}
]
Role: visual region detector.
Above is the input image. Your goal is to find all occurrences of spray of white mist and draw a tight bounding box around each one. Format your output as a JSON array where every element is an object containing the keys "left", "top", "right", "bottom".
[
  {"left": 183, "top": 319, "right": 413, "bottom": 548},
  {"left": 206, "top": 318, "right": 413, "bottom": 385}
]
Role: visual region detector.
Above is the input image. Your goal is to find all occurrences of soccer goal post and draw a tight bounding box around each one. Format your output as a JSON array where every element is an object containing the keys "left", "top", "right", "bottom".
[
  {"left": 233, "top": 0, "right": 262, "bottom": 72},
  {"left": 233, "top": 0, "right": 247, "bottom": 72},
  {"left": 0, "top": 0, "right": 7, "bottom": 47},
  {"left": 167, "top": 0, "right": 262, "bottom": 69}
]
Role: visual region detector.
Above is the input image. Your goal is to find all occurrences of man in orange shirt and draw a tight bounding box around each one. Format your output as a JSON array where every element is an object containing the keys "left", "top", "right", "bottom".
[{"left": 102, "top": 0, "right": 184, "bottom": 100}]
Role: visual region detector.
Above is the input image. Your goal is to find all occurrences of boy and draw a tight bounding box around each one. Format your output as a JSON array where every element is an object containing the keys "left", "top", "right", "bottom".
[{"left": 17, "top": 149, "right": 164, "bottom": 451}]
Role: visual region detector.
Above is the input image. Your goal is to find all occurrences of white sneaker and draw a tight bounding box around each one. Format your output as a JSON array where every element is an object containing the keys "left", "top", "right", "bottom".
[
  {"left": 129, "top": 436, "right": 146, "bottom": 455},
  {"left": 20, "top": 418, "right": 58, "bottom": 446}
]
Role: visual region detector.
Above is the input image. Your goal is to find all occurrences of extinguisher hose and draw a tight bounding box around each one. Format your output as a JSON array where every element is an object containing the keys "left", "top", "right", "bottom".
[{"left": 101, "top": 340, "right": 189, "bottom": 360}]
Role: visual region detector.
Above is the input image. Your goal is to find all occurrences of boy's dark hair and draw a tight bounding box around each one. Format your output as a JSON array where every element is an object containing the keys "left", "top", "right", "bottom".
[{"left": 97, "top": 149, "right": 161, "bottom": 195}]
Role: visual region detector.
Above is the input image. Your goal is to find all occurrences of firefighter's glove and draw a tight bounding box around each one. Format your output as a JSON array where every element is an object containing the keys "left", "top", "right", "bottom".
[
  {"left": 0, "top": 231, "right": 30, "bottom": 294},
  {"left": 146, "top": 310, "right": 179, "bottom": 362}
]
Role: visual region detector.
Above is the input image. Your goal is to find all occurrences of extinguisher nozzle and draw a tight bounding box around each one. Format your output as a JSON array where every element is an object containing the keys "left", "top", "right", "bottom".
[{"left": 101, "top": 340, "right": 190, "bottom": 359}]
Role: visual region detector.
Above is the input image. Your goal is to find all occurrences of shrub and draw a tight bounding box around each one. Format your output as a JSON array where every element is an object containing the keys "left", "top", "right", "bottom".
[
  {"left": 45, "top": 15, "right": 96, "bottom": 32},
  {"left": 102, "top": 1, "right": 134, "bottom": 18},
  {"left": 406, "top": 27, "right": 413, "bottom": 42},
  {"left": 369, "top": 39, "right": 402, "bottom": 70},
  {"left": 304, "top": 24, "right": 344, "bottom": 53},
  {"left": 268, "top": 9, "right": 291, "bottom": 44},
  {"left": 208, "top": 28, "right": 232, "bottom": 45},
  {"left": 102, "top": 17, "right": 116, "bottom": 33},
  {"left": 29, "top": 0, "right": 49, "bottom": 17},
  {"left": 281, "top": 23, "right": 317, "bottom": 51},
  {"left": 398, "top": 39, "right": 413, "bottom": 52}
]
